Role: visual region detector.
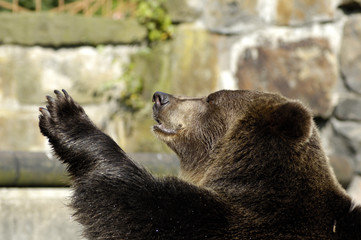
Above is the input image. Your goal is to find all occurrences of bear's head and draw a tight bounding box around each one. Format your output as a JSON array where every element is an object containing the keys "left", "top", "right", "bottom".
[{"left": 151, "top": 90, "right": 328, "bottom": 186}]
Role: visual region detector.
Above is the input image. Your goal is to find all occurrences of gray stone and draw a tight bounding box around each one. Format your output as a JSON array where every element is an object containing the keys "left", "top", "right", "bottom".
[
  {"left": 202, "top": 0, "right": 264, "bottom": 34},
  {"left": 275, "top": 0, "right": 338, "bottom": 26},
  {"left": 201, "top": 0, "right": 339, "bottom": 33},
  {"left": 331, "top": 119, "right": 361, "bottom": 150},
  {"left": 340, "top": 15, "right": 361, "bottom": 94},
  {"left": 0, "top": 188, "right": 84, "bottom": 240},
  {"left": 0, "top": 44, "right": 140, "bottom": 152},
  {"left": 236, "top": 38, "right": 338, "bottom": 117},
  {"left": 132, "top": 25, "right": 220, "bottom": 98},
  {"left": 0, "top": 45, "right": 138, "bottom": 104},
  {"left": 169, "top": 25, "right": 220, "bottom": 96},
  {"left": 320, "top": 120, "right": 350, "bottom": 161},
  {"left": 319, "top": 121, "right": 354, "bottom": 187},
  {"left": 356, "top": 154, "right": 361, "bottom": 174},
  {"left": 335, "top": 98, "right": 361, "bottom": 121},
  {"left": 164, "top": 0, "right": 203, "bottom": 22},
  {"left": 0, "top": 13, "right": 146, "bottom": 46},
  {"left": 0, "top": 108, "right": 44, "bottom": 151},
  {"left": 330, "top": 119, "right": 361, "bottom": 172}
]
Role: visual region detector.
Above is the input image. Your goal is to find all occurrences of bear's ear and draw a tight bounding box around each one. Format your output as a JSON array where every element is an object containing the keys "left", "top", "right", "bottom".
[{"left": 267, "top": 101, "right": 312, "bottom": 141}]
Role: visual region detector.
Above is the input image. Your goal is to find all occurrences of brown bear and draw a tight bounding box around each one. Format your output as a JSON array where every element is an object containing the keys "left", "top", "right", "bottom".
[{"left": 39, "top": 89, "right": 361, "bottom": 240}]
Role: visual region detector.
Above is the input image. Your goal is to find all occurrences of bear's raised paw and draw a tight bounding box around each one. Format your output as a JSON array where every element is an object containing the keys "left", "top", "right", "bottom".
[{"left": 39, "top": 89, "right": 89, "bottom": 139}]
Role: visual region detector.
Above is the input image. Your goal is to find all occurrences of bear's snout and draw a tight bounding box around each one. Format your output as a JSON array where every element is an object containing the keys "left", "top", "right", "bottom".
[{"left": 152, "top": 91, "right": 171, "bottom": 111}]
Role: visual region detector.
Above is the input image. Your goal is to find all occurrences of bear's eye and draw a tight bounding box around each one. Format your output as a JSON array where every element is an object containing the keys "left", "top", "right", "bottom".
[{"left": 206, "top": 95, "right": 215, "bottom": 104}]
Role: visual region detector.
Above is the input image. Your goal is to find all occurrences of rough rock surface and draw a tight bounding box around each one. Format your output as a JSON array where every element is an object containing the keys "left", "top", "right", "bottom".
[
  {"left": 275, "top": 0, "right": 338, "bottom": 26},
  {"left": 0, "top": 188, "right": 84, "bottom": 240},
  {"left": 335, "top": 98, "right": 361, "bottom": 121},
  {"left": 236, "top": 38, "right": 338, "bottom": 117},
  {"left": 340, "top": 15, "right": 361, "bottom": 94}
]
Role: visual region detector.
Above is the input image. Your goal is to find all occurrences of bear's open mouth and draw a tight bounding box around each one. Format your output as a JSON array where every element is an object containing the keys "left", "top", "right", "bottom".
[{"left": 153, "top": 119, "right": 179, "bottom": 136}]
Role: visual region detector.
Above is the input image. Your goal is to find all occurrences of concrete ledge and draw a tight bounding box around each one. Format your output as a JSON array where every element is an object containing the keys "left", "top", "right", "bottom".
[
  {"left": 0, "top": 188, "right": 84, "bottom": 240},
  {"left": 0, "top": 13, "right": 146, "bottom": 46},
  {"left": 0, "top": 151, "right": 69, "bottom": 187},
  {"left": 0, "top": 151, "right": 180, "bottom": 186}
]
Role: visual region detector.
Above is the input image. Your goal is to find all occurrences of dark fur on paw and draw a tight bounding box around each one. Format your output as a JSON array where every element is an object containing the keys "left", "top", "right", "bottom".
[{"left": 38, "top": 89, "right": 88, "bottom": 139}]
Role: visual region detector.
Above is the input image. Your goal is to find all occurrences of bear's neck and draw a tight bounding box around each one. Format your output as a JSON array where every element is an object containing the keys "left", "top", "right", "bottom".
[
  {"left": 166, "top": 135, "right": 214, "bottom": 184},
  {"left": 177, "top": 149, "right": 211, "bottom": 184},
  {"left": 179, "top": 154, "right": 211, "bottom": 184}
]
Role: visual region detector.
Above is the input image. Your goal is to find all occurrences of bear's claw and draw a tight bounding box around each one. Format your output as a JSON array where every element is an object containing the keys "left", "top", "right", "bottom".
[{"left": 39, "top": 107, "right": 51, "bottom": 118}]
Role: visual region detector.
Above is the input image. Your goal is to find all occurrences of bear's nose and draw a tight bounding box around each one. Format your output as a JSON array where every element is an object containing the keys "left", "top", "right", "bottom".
[{"left": 152, "top": 92, "right": 170, "bottom": 108}]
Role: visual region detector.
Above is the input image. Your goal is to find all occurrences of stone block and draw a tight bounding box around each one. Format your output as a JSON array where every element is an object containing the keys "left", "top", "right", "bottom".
[
  {"left": 236, "top": 38, "right": 338, "bottom": 117},
  {"left": 202, "top": 0, "right": 263, "bottom": 34},
  {"left": 334, "top": 98, "right": 361, "bottom": 121},
  {"left": 0, "top": 109, "right": 44, "bottom": 151},
  {"left": 275, "top": 0, "right": 338, "bottom": 26},
  {"left": 0, "top": 188, "right": 84, "bottom": 240},
  {"left": 318, "top": 120, "right": 356, "bottom": 187},
  {"left": 132, "top": 24, "right": 220, "bottom": 98},
  {"left": 0, "top": 13, "right": 146, "bottom": 46},
  {"left": 200, "top": 0, "right": 339, "bottom": 32},
  {"left": 340, "top": 15, "right": 361, "bottom": 94},
  {"left": 0, "top": 45, "right": 138, "bottom": 105},
  {"left": 131, "top": 43, "right": 173, "bottom": 101},
  {"left": 0, "top": 45, "right": 42, "bottom": 104},
  {"left": 164, "top": 0, "right": 202, "bottom": 22},
  {"left": 169, "top": 25, "right": 220, "bottom": 97},
  {"left": 331, "top": 119, "right": 361, "bottom": 151},
  {"left": 330, "top": 119, "right": 361, "bottom": 171}
]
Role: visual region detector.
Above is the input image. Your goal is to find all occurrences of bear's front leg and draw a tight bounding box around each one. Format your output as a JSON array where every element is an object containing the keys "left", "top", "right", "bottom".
[
  {"left": 39, "top": 90, "right": 230, "bottom": 240},
  {"left": 38, "top": 89, "right": 129, "bottom": 177}
]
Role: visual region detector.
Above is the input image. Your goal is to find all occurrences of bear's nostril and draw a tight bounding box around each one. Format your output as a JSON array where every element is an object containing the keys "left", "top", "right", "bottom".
[{"left": 152, "top": 92, "right": 170, "bottom": 107}]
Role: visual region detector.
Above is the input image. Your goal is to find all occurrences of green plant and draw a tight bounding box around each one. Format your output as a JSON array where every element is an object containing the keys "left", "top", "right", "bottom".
[
  {"left": 117, "top": 61, "right": 145, "bottom": 113},
  {"left": 98, "top": 0, "right": 173, "bottom": 114},
  {"left": 100, "top": 0, "right": 173, "bottom": 113},
  {"left": 97, "top": 61, "right": 145, "bottom": 115},
  {"left": 126, "top": 0, "right": 174, "bottom": 43}
]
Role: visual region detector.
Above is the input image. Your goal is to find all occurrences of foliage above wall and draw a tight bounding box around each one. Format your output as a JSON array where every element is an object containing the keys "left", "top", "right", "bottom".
[{"left": 130, "top": 0, "right": 174, "bottom": 43}]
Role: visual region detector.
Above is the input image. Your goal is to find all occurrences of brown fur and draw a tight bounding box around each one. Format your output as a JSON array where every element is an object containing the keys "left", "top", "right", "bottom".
[{"left": 153, "top": 90, "right": 361, "bottom": 239}]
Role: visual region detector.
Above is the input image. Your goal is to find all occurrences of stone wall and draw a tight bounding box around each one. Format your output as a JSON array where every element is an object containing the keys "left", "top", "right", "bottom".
[
  {"left": 0, "top": 188, "right": 84, "bottom": 240},
  {"left": 1, "top": 1, "right": 361, "bottom": 190}
]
